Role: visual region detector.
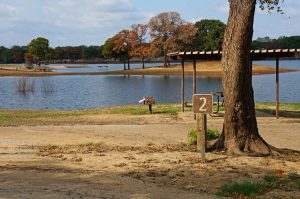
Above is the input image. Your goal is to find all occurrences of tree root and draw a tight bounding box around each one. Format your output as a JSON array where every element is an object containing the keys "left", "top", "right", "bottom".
[{"left": 207, "top": 129, "right": 300, "bottom": 157}]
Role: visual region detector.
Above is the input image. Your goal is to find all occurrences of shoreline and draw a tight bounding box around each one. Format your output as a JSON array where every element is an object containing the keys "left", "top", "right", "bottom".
[{"left": 0, "top": 61, "right": 298, "bottom": 77}]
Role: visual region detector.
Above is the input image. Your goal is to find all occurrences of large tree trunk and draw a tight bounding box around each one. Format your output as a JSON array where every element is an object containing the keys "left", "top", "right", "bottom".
[{"left": 219, "top": 0, "right": 271, "bottom": 155}]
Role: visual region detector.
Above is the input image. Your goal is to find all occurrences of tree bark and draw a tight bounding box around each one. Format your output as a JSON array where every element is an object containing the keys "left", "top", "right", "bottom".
[
  {"left": 123, "top": 61, "right": 126, "bottom": 70},
  {"left": 219, "top": 0, "right": 271, "bottom": 155},
  {"left": 142, "top": 55, "right": 145, "bottom": 69},
  {"left": 164, "top": 54, "right": 167, "bottom": 67},
  {"left": 127, "top": 57, "right": 130, "bottom": 70}
]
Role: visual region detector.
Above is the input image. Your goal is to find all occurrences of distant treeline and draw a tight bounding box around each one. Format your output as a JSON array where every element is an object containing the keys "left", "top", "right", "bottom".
[
  {"left": 252, "top": 36, "right": 300, "bottom": 50},
  {"left": 1, "top": 36, "right": 299, "bottom": 64},
  {"left": 0, "top": 45, "right": 104, "bottom": 64}
]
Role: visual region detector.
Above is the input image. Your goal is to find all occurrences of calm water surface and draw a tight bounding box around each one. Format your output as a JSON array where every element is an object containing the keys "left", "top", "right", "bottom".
[{"left": 0, "top": 60, "right": 299, "bottom": 110}]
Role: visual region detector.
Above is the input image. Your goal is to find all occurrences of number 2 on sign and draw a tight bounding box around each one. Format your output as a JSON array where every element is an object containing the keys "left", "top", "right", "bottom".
[{"left": 199, "top": 97, "right": 207, "bottom": 112}]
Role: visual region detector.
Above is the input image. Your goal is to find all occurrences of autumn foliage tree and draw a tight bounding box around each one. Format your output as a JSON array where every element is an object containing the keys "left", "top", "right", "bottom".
[
  {"left": 112, "top": 29, "right": 137, "bottom": 70},
  {"left": 148, "top": 12, "right": 196, "bottom": 67},
  {"left": 130, "top": 24, "right": 150, "bottom": 69},
  {"left": 211, "top": 0, "right": 284, "bottom": 155}
]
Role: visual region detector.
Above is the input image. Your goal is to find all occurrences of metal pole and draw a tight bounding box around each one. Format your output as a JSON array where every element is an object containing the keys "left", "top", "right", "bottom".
[
  {"left": 193, "top": 59, "right": 197, "bottom": 94},
  {"left": 276, "top": 57, "right": 279, "bottom": 119},
  {"left": 181, "top": 59, "right": 185, "bottom": 112}
]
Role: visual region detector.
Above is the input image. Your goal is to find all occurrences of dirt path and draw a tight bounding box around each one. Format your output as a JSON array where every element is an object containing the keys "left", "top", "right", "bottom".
[{"left": 0, "top": 113, "right": 299, "bottom": 198}]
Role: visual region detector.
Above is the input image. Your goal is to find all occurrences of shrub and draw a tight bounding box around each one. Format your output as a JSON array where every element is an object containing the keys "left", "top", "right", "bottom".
[
  {"left": 217, "top": 182, "right": 262, "bottom": 197},
  {"left": 187, "top": 128, "right": 220, "bottom": 145},
  {"left": 187, "top": 129, "right": 197, "bottom": 145}
]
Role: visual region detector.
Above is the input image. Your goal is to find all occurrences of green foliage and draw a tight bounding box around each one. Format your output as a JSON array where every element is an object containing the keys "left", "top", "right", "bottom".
[
  {"left": 0, "top": 45, "right": 26, "bottom": 64},
  {"left": 252, "top": 36, "right": 300, "bottom": 50},
  {"left": 207, "top": 129, "right": 220, "bottom": 140},
  {"left": 264, "top": 175, "right": 279, "bottom": 183},
  {"left": 217, "top": 182, "right": 262, "bottom": 197},
  {"left": 259, "top": 0, "right": 284, "bottom": 13},
  {"left": 102, "top": 37, "right": 127, "bottom": 62},
  {"left": 27, "top": 37, "right": 51, "bottom": 63},
  {"left": 218, "top": 175, "right": 300, "bottom": 197},
  {"left": 187, "top": 129, "right": 197, "bottom": 145},
  {"left": 187, "top": 128, "right": 220, "bottom": 145},
  {"left": 192, "top": 19, "right": 226, "bottom": 51},
  {"left": 296, "top": 180, "right": 300, "bottom": 191}
]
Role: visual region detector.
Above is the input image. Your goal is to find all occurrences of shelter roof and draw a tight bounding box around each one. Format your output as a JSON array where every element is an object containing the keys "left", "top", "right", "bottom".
[{"left": 167, "top": 49, "right": 300, "bottom": 61}]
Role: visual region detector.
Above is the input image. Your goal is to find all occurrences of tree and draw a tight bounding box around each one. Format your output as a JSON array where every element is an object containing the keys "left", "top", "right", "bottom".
[
  {"left": 27, "top": 37, "right": 51, "bottom": 65},
  {"left": 252, "top": 36, "right": 300, "bottom": 49},
  {"left": 148, "top": 12, "right": 196, "bottom": 67},
  {"left": 11, "top": 45, "right": 26, "bottom": 63},
  {"left": 102, "top": 37, "right": 128, "bottom": 70},
  {"left": 131, "top": 24, "right": 150, "bottom": 69},
  {"left": 0, "top": 46, "right": 13, "bottom": 64},
  {"left": 112, "top": 29, "right": 136, "bottom": 70},
  {"left": 193, "top": 19, "right": 226, "bottom": 51},
  {"left": 212, "top": 0, "right": 283, "bottom": 155}
]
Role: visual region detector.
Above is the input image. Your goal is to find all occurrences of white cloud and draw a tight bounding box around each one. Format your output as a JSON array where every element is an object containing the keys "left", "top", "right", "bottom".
[
  {"left": 0, "top": 4, "right": 17, "bottom": 17},
  {"left": 0, "top": 0, "right": 149, "bottom": 46}
]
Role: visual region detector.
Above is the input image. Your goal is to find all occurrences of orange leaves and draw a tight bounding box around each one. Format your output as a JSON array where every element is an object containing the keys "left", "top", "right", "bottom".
[{"left": 148, "top": 12, "right": 197, "bottom": 56}]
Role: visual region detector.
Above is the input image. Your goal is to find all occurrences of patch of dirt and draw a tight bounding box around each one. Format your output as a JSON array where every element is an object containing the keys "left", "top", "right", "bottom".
[{"left": 0, "top": 113, "right": 299, "bottom": 198}]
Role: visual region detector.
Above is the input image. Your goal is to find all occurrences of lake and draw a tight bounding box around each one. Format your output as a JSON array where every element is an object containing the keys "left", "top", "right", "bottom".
[{"left": 0, "top": 60, "right": 299, "bottom": 110}]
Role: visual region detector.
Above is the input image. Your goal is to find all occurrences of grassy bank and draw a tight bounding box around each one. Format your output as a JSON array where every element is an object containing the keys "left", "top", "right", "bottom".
[
  {"left": 0, "top": 104, "right": 183, "bottom": 126},
  {"left": 0, "top": 102, "right": 299, "bottom": 126},
  {"left": 256, "top": 102, "right": 300, "bottom": 118}
]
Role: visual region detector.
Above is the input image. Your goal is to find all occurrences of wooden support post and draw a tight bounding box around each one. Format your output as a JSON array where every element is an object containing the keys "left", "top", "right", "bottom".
[
  {"left": 149, "top": 105, "right": 152, "bottom": 114},
  {"left": 201, "top": 114, "right": 207, "bottom": 162},
  {"left": 276, "top": 57, "right": 279, "bottom": 119},
  {"left": 196, "top": 114, "right": 202, "bottom": 152},
  {"left": 196, "top": 113, "right": 206, "bottom": 162},
  {"left": 193, "top": 59, "right": 197, "bottom": 120},
  {"left": 181, "top": 59, "right": 185, "bottom": 112},
  {"left": 193, "top": 59, "right": 197, "bottom": 94}
]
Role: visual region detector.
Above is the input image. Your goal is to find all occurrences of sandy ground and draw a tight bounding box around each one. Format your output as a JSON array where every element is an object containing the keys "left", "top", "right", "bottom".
[
  {"left": 0, "top": 111, "right": 299, "bottom": 198},
  {"left": 0, "top": 61, "right": 298, "bottom": 77},
  {"left": 99, "top": 61, "right": 298, "bottom": 77}
]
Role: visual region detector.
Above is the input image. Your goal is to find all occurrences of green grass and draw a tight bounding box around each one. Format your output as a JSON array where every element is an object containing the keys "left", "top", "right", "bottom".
[
  {"left": 0, "top": 102, "right": 299, "bottom": 125},
  {"left": 211, "top": 102, "right": 300, "bottom": 118},
  {"left": 216, "top": 181, "right": 262, "bottom": 197},
  {"left": 206, "top": 129, "right": 220, "bottom": 140},
  {"left": 256, "top": 102, "right": 300, "bottom": 118},
  {"left": 216, "top": 174, "right": 300, "bottom": 198},
  {"left": 264, "top": 175, "right": 279, "bottom": 183},
  {"left": 296, "top": 180, "right": 300, "bottom": 191},
  {"left": 187, "top": 128, "right": 220, "bottom": 145},
  {"left": 0, "top": 104, "right": 180, "bottom": 124},
  {"left": 187, "top": 129, "right": 197, "bottom": 145}
]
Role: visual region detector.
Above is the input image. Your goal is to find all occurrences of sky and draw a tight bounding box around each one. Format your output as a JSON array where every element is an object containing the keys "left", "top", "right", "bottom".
[{"left": 0, "top": 0, "right": 299, "bottom": 47}]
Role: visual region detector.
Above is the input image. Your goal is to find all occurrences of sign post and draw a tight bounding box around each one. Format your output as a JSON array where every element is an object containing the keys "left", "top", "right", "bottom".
[
  {"left": 193, "top": 94, "right": 213, "bottom": 162},
  {"left": 144, "top": 97, "right": 155, "bottom": 114}
]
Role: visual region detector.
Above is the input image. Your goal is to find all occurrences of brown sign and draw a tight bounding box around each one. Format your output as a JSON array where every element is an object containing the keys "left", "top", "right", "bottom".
[
  {"left": 193, "top": 94, "right": 213, "bottom": 114},
  {"left": 144, "top": 96, "right": 155, "bottom": 105}
]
